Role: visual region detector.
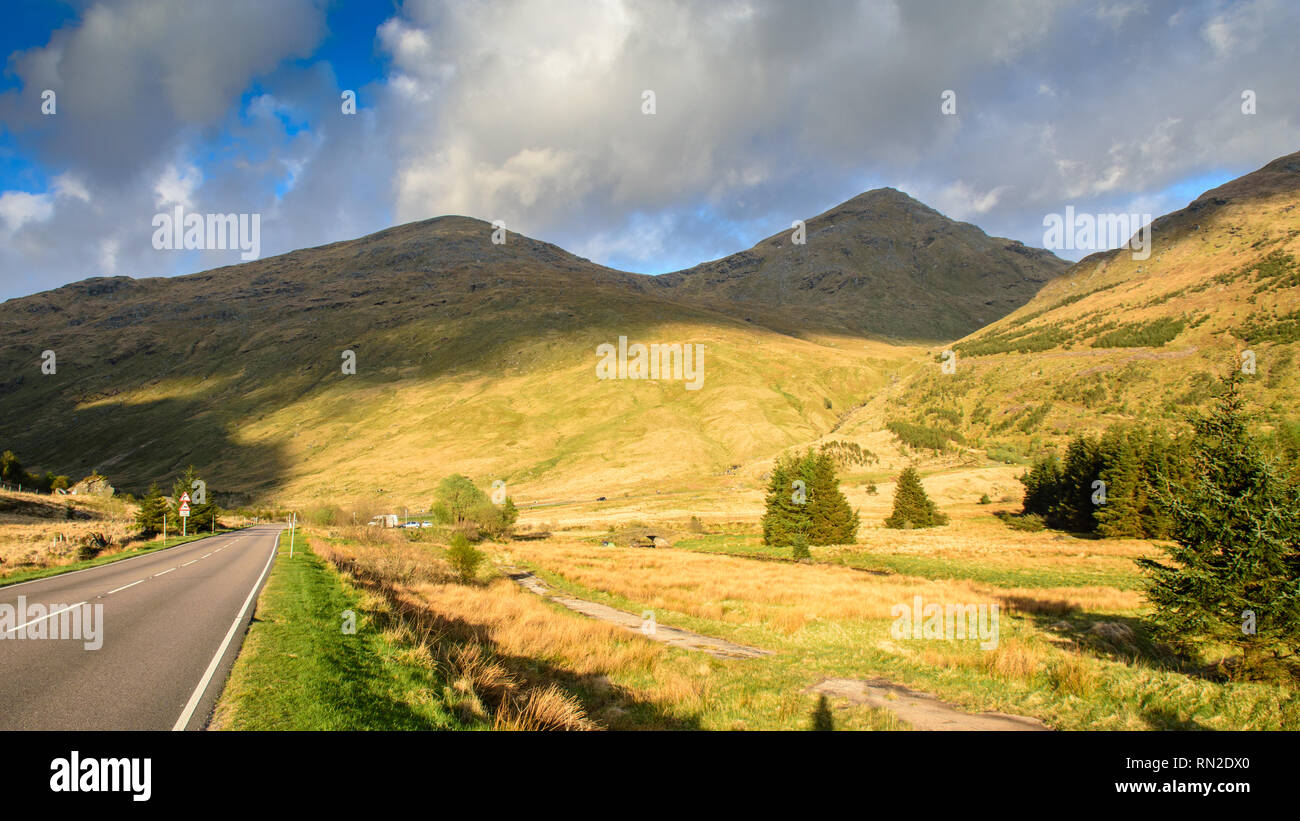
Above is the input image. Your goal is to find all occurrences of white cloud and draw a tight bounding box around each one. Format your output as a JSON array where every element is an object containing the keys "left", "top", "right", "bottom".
[
  {"left": 0, "top": 191, "right": 55, "bottom": 231},
  {"left": 153, "top": 163, "right": 203, "bottom": 209}
]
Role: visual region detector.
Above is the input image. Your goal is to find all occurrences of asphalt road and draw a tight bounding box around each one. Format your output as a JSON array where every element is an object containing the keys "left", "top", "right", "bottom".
[{"left": 0, "top": 524, "right": 282, "bottom": 730}]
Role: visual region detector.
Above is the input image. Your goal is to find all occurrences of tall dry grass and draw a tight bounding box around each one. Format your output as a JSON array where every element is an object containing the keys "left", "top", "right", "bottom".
[
  {"left": 503, "top": 539, "right": 1142, "bottom": 635},
  {"left": 312, "top": 532, "right": 708, "bottom": 730}
]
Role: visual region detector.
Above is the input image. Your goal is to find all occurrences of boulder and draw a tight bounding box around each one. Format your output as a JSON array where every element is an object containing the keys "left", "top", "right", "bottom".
[{"left": 70, "top": 474, "right": 114, "bottom": 497}]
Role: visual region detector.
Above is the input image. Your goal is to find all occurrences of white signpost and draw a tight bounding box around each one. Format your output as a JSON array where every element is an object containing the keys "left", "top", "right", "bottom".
[{"left": 179, "top": 491, "right": 191, "bottom": 537}]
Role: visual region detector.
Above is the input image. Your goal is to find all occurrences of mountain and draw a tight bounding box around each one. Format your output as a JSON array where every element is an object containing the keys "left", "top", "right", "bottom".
[
  {"left": 0, "top": 214, "right": 930, "bottom": 509},
  {"left": 653, "top": 188, "right": 1067, "bottom": 340},
  {"left": 835, "top": 151, "right": 1300, "bottom": 463}
]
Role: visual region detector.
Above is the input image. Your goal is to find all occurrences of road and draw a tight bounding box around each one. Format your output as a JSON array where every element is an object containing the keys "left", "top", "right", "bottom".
[{"left": 0, "top": 524, "right": 282, "bottom": 730}]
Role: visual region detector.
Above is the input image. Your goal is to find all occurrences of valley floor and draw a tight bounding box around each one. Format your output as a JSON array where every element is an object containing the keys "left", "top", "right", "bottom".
[{"left": 216, "top": 467, "right": 1300, "bottom": 730}]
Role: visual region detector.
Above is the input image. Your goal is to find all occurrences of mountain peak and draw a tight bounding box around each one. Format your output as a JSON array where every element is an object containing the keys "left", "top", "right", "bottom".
[
  {"left": 1192, "top": 149, "right": 1300, "bottom": 207},
  {"left": 657, "top": 189, "right": 1066, "bottom": 340}
]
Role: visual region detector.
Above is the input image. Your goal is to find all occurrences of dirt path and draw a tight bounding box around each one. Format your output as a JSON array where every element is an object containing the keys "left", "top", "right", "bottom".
[
  {"left": 503, "top": 568, "right": 771, "bottom": 660},
  {"left": 807, "top": 677, "right": 1050, "bottom": 731}
]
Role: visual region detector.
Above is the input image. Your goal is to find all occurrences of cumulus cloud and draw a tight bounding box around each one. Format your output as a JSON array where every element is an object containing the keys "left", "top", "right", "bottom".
[{"left": 2, "top": 0, "right": 1300, "bottom": 297}]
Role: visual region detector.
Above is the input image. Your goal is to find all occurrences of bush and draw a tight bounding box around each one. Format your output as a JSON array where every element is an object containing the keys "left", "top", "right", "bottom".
[
  {"left": 1091, "top": 317, "right": 1185, "bottom": 348},
  {"left": 433, "top": 474, "right": 517, "bottom": 538},
  {"left": 887, "top": 420, "right": 964, "bottom": 452},
  {"left": 78, "top": 532, "right": 110, "bottom": 561},
  {"left": 446, "top": 532, "right": 485, "bottom": 581}
]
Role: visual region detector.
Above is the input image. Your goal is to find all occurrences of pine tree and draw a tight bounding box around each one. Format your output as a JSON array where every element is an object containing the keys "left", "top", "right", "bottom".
[
  {"left": 1020, "top": 454, "right": 1063, "bottom": 520},
  {"left": 134, "top": 482, "right": 168, "bottom": 535},
  {"left": 762, "top": 450, "right": 858, "bottom": 546},
  {"left": 884, "top": 467, "right": 948, "bottom": 529},
  {"left": 761, "top": 454, "right": 808, "bottom": 546},
  {"left": 1095, "top": 426, "right": 1143, "bottom": 538},
  {"left": 1058, "top": 435, "right": 1103, "bottom": 532},
  {"left": 1139, "top": 373, "right": 1300, "bottom": 680},
  {"left": 171, "top": 465, "right": 218, "bottom": 531},
  {"left": 805, "top": 451, "right": 858, "bottom": 544}
]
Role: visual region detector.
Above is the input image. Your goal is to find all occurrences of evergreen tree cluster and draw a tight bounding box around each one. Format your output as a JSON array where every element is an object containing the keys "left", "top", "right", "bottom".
[
  {"left": 1019, "top": 426, "right": 1190, "bottom": 537},
  {"left": 884, "top": 467, "right": 948, "bottom": 529},
  {"left": 761, "top": 450, "right": 859, "bottom": 547}
]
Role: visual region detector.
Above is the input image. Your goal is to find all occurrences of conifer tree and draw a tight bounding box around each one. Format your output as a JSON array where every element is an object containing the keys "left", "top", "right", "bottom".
[
  {"left": 884, "top": 467, "right": 948, "bottom": 529},
  {"left": 1095, "top": 426, "right": 1143, "bottom": 538},
  {"left": 134, "top": 482, "right": 168, "bottom": 535},
  {"left": 762, "top": 453, "right": 808, "bottom": 546},
  {"left": 762, "top": 449, "right": 858, "bottom": 546},
  {"left": 1140, "top": 373, "right": 1300, "bottom": 680},
  {"left": 806, "top": 451, "right": 859, "bottom": 544}
]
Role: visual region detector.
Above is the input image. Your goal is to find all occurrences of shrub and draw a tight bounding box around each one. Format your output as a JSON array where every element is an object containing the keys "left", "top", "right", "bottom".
[
  {"left": 446, "top": 532, "right": 485, "bottom": 582},
  {"left": 886, "top": 420, "right": 964, "bottom": 452},
  {"left": 1090, "top": 317, "right": 1185, "bottom": 348},
  {"left": 77, "top": 532, "right": 110, "bottom": 561}
]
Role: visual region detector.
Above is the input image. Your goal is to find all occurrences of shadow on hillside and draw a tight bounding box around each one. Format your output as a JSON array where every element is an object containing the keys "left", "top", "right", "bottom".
[{"left": 1, "top": 390, "right": 292, "bottom": 501}]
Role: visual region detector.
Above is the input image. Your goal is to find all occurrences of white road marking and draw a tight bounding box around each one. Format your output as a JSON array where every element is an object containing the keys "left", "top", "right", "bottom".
[
  {"left": 202, "top": 553, "right": 212, "bottom": 559},
  {"left": 153, "top": 568, "right": 175, "bottom": 577},
  {"left": 105, "top": 579, "right": 144, "bottom": 595},
  {"left": 2, "top": 601, "right": 89, "bottom": 635},
  {"left": 173, "top": 531, "right": 280, "bottom": 731},
  {"left": 181, "top": 560, "right": 196, "bottom": 567}
]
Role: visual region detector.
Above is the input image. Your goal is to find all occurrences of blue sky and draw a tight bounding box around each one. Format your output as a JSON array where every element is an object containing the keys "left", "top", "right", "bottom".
[{"left": 0, "top": 0, "right": 1296, "bottom": 300}]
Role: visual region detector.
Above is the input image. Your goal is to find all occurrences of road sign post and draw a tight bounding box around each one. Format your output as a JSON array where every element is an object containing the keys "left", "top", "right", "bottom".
[
  {"left": 179, "top": 492, "right": 191, "bottom": 537},
  {"left": 289, "top": 513, "right": 296, "bottom": 558}
]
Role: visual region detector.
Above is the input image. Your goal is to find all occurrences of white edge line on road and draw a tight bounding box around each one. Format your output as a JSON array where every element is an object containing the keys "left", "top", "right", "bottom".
[
  {"left": 0, "top": 527, "right": 255, "bottom": 594},
  {"left": 3, "top": 601, "right": 89, "bottom": 635},
  {"left": 105, "top": 579, "right": 144, "bottom": 596},
  {"left": 172, "top": 531, "right": 280, "bottom": 731}
]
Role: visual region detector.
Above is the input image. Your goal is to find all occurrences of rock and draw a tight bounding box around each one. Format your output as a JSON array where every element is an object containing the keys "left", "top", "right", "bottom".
[
  {"left": 1048, "top": 621, "right": 1073, "bottom": 632},
  {"left": 653, "top": 536, "right": 671, "bottom": 548},
  {"left": 70, "top": 474, "right": 114, "bottom": 497},
  {"left": 1086, "top": 621, "right": 1136, "bottom": 647}
]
